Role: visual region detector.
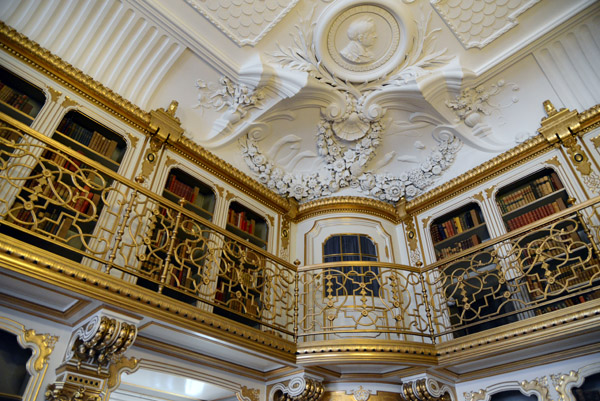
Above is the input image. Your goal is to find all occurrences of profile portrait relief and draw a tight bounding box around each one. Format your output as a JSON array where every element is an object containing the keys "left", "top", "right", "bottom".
[{"left": 340, "top": 16, "right": 377, "bottom": 64}]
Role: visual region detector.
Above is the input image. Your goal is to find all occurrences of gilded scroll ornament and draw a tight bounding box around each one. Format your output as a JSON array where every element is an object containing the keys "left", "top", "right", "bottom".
[
  {"left": 552, "top": 370, "right": 580, "bottom": 401},
  {"left": 562, "top": 135, "right": 592, "bottom": 175},
  {"left": 271, "top": 377, "right": 324, "bottom": 401},
  {"left": 107, "top": 356, "right": 139, "bottom": 390},
  {"left": 592, "top": 134, "right": 600, "bottom": 149},
  {"left": 400, "top": 378, "right": 453, "bottom": 401},
  {"left": 520, "top": 376, "right": 550, "bottom": 400},
  {"left": 484, "top": 185, "right": 497, "bottom": 199},
  {"left": 24, "top": 329, "right": 58, "bottom": 372},
  {"left": 238, "top": 386, "right": 260, "bottom": 401},
  {"left": 472, "top": 191, "right": 484, "bottom": 203},
  {"left": 544, "top": 155, "right": 561, "bottom": 167}
]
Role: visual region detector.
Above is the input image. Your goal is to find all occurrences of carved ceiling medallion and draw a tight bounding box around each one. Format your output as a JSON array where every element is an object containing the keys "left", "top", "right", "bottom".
[{"left": 316, "top": 2, "right": 412, "bottom": 82}]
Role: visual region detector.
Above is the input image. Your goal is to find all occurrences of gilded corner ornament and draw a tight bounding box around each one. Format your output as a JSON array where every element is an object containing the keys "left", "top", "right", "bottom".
[
  {"left": 107, "top": 356, "right": 139, "bottom": 390},
  {"left": 237, "top": 386, "right": 260, "bottom": 401},
  {"left": 61, "top": 96, "right": 78, "bottom": 109},
  {"left": 24, "top": 329, "right": 58, "bottom": 372},
  {"left": 520, "top": 376, "right": 550, "bottom": 400},
  {"left": 46, "top": 86, "right": 62, "bottom": 103}
]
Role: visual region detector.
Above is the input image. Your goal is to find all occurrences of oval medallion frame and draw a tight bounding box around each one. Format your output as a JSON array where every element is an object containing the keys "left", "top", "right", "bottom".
[{"left": 315, "top": 0, "right": 414, "bottom": 83}]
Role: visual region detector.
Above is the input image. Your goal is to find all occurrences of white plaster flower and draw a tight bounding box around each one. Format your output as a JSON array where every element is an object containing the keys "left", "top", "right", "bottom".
[
  {"left": 283, "top": 174, "right": 293, "bottom": 184},
  {"left": 289, "top": 183, "right": 307, "bottom": 199},
  {"left": 405, "top": 185, "right": 418, "bottom": 197},
  {"left": 385, "top": 181, "right": 403, "bottom": 200},
  {"left": 330, "top": 181, "right": 340, "bottom": 192},
  {"left": 432, "top": 165, "right": 442, "bottom": 175},
  {"left": 343, "top": 149, "right": 356, "bottom": 162},
  {"left": 258, "top": 173, "right": 269, "bottom": 183},
  {"left": 420, "top": 161, "right": 432, "bottom": 172},
  {"left": 360, "top": 174, "right": 376, "bottom": 191},
  {"left": 332, "top": 159, "right": 346, "bottom": 172},
  {"left": 399, "top": 172, "right": 409, "bottom": 182},
  {"left": 252, "top": 154, "right": 266, "bottom": 165},
  {"left": 431, "top": 151, "right": 443, "bottom": 162}
]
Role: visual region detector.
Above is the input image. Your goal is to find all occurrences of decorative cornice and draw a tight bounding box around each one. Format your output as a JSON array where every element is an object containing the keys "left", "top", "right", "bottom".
[
  {"left": 172, "top": 136, "right": 293, "bottom": 214},
  {"left": 406, "top": 134, "right": 549, "bottom": 214},
  {"left": 436, "top": 301, "right": 600, "bottom": 361},
  {"left": 296, "top": 340, "right": 438, "bottom": 365},
  {"left": 295, "top": 196, "right": 398, "bottom": 222},
  {"left": 0, "top": 21, "right": 151, "bottom": 133}
]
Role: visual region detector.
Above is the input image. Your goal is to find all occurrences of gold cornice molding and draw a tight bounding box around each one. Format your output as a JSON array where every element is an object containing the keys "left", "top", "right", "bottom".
[
  {"left": 296, "top": 340, "right": 438, "bottom": 365},
  {"left": 170, "top": 136, "right": 294, "bottom": 214},
  {"left": 0, "top": 21, "right": 151, "bottom": 133},
  {"left": 406, "top": 103, "right": 600, "bottom": 214},
  {"left": 295, "top": 196, "right": 398, "bottom": 223},
  {"left": 406, "top": 134, "right": 549, "bottom": 214},
  {"left": 436, "top": 300, "right": 600, "bottom": 363},
  {"left": 0, "top": 235, "right": 296, "bottom": 359}
]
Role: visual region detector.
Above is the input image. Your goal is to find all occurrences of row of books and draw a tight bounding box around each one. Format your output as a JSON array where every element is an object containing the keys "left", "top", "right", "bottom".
[
  {"left": 228, "top": 209, "right": 259, "bottom": 237},
  {"left": 139, "top": 255, "right": 162, "bottom": 279},
  {"left": 505, "top": 198, "right": 567, "bottom": 231},
  {"left": 533, "top": 289, "right": 600, "bottom": 316},
  {"left": 56, "top": 118, "right": 119, "bottom": 160},
  {"left": 526, "top": 261, "right": 597, "bottom": 295},
  {"left": 435, "top": 234, "right": 481, "bottom": 260},
  {"left": 0, "top": 82, "right": 35, "bottom": 115},
  {"left": 165, "top": 174, "right": 206, "bottom": 206},
  {"left": 42, "top": 149, "right": 86, "bottom": 172},
  {"left": 431, "top": 208, "right": 482, "bottom": 243},
  {"left": 215, "top": 283, "right": 260, "bottom": 316},
  {"left": 497, "top": 173, "right": 564, "bottom": 214}
]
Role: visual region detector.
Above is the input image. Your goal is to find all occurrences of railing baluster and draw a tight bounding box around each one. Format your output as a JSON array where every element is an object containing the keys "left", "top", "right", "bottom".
[
  {"left": 105, "top": 177, "right": 144, "bottom": 274},
  {"left": 158, "top": 198, "right": 185, "bottom": 294}
]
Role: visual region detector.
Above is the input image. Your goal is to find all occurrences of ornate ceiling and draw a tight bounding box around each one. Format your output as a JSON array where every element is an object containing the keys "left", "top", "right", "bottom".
[{"left": 1, "top": 0, "right": 598, "bottom": 203}]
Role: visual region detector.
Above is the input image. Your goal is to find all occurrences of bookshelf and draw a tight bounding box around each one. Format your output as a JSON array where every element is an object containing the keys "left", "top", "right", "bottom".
[
  {"left": 53, "top": 111, "right": 127, "bottom": 172},
  {"left": 430, "top": 203, "right": 490, "bottom": 261},
  {"left": 161, "top": 169, "right": 215, "bottom": 221},
  {"left": 137, "top": 169, "right": 215, "bottom": 303},
  {"left": 0, "top": 66, "right": 45, "bottom": 127},
  {"left": 225, "top": 201, "right": 268, "bottom": 249},
  {"left": 1, "top": 111, "right": 127, "bottom": 261},
  {"left": 497, "top": 169, "right": 600, "bottom": 316},
  {"left": 213, "top": 201, "right": 269, "bottom": 327},
  {"left": 496, "top": 168, "right": 568, "bottom": 231}
]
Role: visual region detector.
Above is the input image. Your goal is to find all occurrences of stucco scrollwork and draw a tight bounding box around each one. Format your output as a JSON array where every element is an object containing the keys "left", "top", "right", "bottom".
[{"left": 270, "top": 376, "right": 324, "bottom": 401}]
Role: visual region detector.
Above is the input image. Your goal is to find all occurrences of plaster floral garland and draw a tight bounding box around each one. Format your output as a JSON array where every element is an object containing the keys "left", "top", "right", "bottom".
[{"left": 241, "top": 122, "right": 461, "bottom": 202}]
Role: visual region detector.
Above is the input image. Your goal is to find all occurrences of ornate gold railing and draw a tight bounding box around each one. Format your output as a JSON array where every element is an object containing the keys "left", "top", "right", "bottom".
[
  {"left": 296, "top": 261, "right": 433, "bottom": 342},
  {"left": 0, "top": 114, "right": 297, "bottom": 338},
  {"left": 1, "top": 113, "right": 599, "bottom": 344},
  {"left": 423, "top": 196, "right": 600, "bottom": 340}
]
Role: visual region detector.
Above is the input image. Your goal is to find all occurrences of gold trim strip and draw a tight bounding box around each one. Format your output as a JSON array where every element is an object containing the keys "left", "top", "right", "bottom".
[{"left": 295, "top": 196, "right": 398, "bottom": 222}]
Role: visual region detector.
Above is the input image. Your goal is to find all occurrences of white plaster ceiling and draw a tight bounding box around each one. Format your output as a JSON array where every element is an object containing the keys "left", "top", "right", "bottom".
[{"left": 1, "top": 0, "right": 599, "bottom": 203}]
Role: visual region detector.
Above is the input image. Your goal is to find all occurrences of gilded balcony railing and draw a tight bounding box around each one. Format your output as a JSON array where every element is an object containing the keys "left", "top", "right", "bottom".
[
  {"left": 1, "top": 113, "right": 599, "bottom": 345},
  {"left": 423, "top": 196, "right": 600, "bottom": 340},
  {"left": 0, "top": 114, "right": 297, "bottom": 338},
  {"left": 296, "top": 261, "right": 433, "bottom": 342}
]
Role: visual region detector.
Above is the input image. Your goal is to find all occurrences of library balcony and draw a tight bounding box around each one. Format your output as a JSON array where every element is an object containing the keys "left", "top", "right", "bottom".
[{"left": 0, "top": 112, "right": 599, "bottom": 367}]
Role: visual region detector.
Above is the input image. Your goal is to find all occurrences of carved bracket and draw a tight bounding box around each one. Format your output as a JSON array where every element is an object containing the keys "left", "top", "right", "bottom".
[
  {"left": 270, "top": 376, "right": 324, "bottom": 401},
  {"left": 400, "top": 378, "right": 454, "bottom": 401}
]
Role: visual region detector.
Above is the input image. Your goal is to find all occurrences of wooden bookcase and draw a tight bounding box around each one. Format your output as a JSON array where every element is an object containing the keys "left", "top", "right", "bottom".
[
  {"left": 137, "top": 169, "right": 215, "bottom": 303},
  {"left": 3, "top": 111, "right": 127, "bottom": 261},
  {"left": 0, "top": 66, "right": 45, "bottom": 127},
  {"left": 430, "top": 203, "right": 490, "bottom": 261},
  {"left": 496, "top": 168, "right": 600, "bottom": 317},
  {"left": 213, "top": 201, "right": 269, "bottom": 327}
]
